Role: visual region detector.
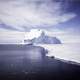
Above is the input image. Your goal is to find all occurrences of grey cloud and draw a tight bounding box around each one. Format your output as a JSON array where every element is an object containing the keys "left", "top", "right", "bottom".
[{"left": 0, "top": 0, "right": 76, "bottom": 31}]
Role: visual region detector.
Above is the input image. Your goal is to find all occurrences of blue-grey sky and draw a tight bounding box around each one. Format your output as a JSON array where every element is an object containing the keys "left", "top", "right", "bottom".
[{"left": 0, "top": 0, "right": 80, "bottom": 32}]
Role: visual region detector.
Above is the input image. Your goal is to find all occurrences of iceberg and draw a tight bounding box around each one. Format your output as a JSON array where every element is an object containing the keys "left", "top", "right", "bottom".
[{"left": 31, "top": 31, "right": 61, "bottom": 44}]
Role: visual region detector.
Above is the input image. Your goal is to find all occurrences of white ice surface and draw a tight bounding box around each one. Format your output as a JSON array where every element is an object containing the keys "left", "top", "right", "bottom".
[{"left": 36, "top": 43, "right": 80, "bottom": 64}]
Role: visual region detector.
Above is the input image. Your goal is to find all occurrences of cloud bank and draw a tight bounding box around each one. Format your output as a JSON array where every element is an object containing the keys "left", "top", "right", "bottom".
[{"left": 0, "top": 0, "right": 76, "bottom": 31}]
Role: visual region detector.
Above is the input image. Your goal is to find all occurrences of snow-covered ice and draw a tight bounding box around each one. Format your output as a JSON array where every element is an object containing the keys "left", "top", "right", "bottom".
[{"left": 36, "top": 43, "right": 80, "bottom": 64}]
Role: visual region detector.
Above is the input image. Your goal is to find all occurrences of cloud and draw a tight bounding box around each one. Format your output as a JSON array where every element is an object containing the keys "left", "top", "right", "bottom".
[{"left": 0, "top": 0, "right": 76, "bottom": 31}]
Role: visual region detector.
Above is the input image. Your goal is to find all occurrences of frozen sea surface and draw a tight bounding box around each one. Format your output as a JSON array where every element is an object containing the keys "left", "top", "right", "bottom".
[{"left": 36, "top": 43, "right": 80, "bottom": 64}]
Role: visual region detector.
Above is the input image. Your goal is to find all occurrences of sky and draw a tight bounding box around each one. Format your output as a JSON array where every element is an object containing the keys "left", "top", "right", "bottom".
[
  {"left": 0, "top": 0, "right": 80, "bottom": 43},
  {"left": 0, "top": 0, "right": 80, "bottom": 31}
]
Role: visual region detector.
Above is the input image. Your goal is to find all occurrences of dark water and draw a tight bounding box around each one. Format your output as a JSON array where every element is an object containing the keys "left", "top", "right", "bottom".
[{"left": 0, "top": 44, "right": 80, "bottom": 80}]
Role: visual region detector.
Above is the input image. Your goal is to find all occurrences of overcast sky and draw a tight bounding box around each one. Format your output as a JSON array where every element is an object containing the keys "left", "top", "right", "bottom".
[
  {"left": 0, "top": 0, "right": 80, "bottom": 32},
  {"left": 0, "top": 0, "right": 80, "bottom": 44}
]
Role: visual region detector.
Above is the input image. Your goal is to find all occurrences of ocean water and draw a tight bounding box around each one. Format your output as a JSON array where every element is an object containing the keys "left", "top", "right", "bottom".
[
  {"left": 0, "top": 44, "right": 80, "bottom": 80},
  {"left": 37, "top": 43, "right": 80, "bottom": 64}
]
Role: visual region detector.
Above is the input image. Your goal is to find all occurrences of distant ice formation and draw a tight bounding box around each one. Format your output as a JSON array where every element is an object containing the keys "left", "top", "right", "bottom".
[{"left": 24, "top": 30, "right": 61, "bottom": 44}]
